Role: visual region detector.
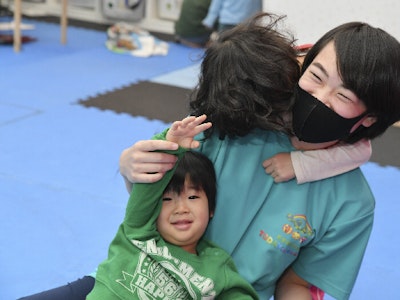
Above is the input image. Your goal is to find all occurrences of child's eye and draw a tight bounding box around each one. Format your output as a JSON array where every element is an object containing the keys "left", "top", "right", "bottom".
[
  {"left": 162, "top": 197, "right": 172, "bottom": 201},
  {"left": 188, "top": 195, "right": 200, "bottom": 200}
]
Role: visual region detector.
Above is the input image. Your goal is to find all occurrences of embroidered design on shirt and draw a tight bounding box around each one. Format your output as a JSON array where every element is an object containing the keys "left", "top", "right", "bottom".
[
  {"left": 284, "top": 214, "right": 313, "bottom": 243},
  {"left": 259, "top": 213, "right": 314, "bottom": 256},
  {"left": 116, "top": 239, "right": 216, "bottom": 299}
]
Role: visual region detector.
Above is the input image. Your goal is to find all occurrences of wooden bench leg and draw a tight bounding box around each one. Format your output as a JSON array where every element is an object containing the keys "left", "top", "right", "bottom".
[
  {"left": 12, "top": 0, "right": 67, "bottom": 50},
  {"left": 60, "top": 0, "right": 68, "bottom": 44},
  {"left": 13, "top": 0, "right": 21, "bottom": 52}
]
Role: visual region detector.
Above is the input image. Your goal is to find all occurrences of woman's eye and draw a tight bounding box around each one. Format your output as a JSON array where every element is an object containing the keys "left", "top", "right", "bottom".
[
  {"left": 310, "top": 71, "right": 322, "bottom": 82},
  {"left": 337, "top": 93, "right": 352, "bottom": 103}
]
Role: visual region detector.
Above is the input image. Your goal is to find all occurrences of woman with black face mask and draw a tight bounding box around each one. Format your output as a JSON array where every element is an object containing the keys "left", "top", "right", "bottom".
[{"left": 263, "top": 22, "right": 393, "bottom": 184}]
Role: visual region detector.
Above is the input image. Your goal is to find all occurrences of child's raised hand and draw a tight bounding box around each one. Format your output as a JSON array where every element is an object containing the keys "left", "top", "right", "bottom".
[
  {"left": 166, "top": 114, "right": 212, "bottom": 149},
  {"left": 262, "top": 152, "right": 295, "bottom": 183}
]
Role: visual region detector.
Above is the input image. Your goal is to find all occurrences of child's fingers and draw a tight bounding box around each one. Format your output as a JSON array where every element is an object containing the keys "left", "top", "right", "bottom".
[
  {"left": 184, "top": 114, "right": 208, "bottom": 127},
  {"left": 196, "top": 122, "right": 212, "bottom": 132},
  {"left": 170, "top": 121, "right": 182, "bottom": 131},
  {"left": 195, "top": 114, "right": 207, "bottom": 123},
  {"left": 181, "top": 116, "right": 196, "bottom": 127},
  {"left": 262, "top": 159, "right": 273, "bottom": 173},
  {"left": 190, "top": 140, "right": 200, "bottom": 149}
]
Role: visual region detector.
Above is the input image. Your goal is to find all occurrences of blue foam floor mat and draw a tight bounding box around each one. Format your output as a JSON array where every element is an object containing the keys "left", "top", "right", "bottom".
[{"left": 1, "top": 17, "right": 399, "bottom": 300}]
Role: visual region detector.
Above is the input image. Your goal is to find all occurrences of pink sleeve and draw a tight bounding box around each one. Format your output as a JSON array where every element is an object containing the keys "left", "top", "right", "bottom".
[{"left": 291, "top": 139, "right": 372, "bottom": 184}]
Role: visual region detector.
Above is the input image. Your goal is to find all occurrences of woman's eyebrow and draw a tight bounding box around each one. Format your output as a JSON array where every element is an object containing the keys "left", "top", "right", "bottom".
[{"left": 311, "top": 62, "right": 329, "bottom": 77}]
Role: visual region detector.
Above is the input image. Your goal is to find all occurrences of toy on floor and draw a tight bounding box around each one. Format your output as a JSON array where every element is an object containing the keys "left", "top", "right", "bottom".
[{"left": 106, "top": 22, "right": 169, "bottom": 58}]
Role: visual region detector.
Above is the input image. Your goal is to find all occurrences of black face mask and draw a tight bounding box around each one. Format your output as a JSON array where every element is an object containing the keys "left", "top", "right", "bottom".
[{"left": 292, "top": 85, "right": 366, "bottom": 143}]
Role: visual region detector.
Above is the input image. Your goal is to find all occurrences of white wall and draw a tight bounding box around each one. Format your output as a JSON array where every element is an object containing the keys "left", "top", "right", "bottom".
[{"left": 263, "top": 0, "right": 400, "bottom": 44}]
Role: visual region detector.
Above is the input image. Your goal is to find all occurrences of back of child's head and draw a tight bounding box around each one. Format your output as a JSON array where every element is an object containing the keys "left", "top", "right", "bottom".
[
  {"left": 302, "top": 22, "right": 400, "bottom": 143},
  {"left": 164, "top": 151, "right": 216, "bottom": 213},
  {"left": 190, "top": 12, "right": 301, "bottom": 139}
]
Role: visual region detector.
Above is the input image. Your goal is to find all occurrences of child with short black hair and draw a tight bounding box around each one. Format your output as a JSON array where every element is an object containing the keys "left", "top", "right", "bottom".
[{"left": 87, "top": 115, "right": 258, "bottom": 299}]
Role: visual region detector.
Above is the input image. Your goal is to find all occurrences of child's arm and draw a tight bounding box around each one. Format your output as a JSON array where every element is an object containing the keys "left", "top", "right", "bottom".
[
  {"left": 263, "top": 139, "right": 372, "bottom": 184},
  {"left": 124, "top": 115, "right": 212, "bottom": 230}
]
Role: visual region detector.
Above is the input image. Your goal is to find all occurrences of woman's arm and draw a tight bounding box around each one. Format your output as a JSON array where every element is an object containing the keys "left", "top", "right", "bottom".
[{"left": 119, "top": 139, "right": 179, "bottom": 192}]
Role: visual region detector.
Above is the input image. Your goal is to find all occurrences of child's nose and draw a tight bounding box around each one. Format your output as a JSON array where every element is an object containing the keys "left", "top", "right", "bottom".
[{"left": 174, "top": 199, "right": 189, "bottom": 214}]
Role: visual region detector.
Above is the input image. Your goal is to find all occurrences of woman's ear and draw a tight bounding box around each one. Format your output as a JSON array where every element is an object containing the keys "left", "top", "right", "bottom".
[
  {"left": 362, "top": 115, "right": 377, "bottom": 128},
  {"left": 209, "top": 211, "right": 214, "bottom": 218}
]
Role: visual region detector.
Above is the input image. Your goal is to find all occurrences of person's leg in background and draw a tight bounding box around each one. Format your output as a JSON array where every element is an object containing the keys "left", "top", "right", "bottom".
[{"left": 17, "top": 276, "right": 95, "bottom": 300}]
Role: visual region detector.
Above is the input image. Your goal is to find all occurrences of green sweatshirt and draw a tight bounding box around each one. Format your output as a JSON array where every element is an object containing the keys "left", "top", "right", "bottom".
[
  {"left": 174, "top": 0, "right": 213, "bottom": 38},
  {"left": 87, "top": 130, "right": 258, "bottom": 299}
]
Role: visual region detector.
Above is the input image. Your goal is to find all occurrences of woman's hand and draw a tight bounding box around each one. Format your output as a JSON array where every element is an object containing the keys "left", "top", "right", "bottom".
[
  {"left": 119, "top": 140, "right": 179, "bottom": 192},
  {"left": 119, "top": 115, "right": 211, "bottom": 192}
]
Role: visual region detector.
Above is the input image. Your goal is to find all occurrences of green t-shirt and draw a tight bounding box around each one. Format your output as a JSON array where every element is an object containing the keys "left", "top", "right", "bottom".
[
  {"left": 87, "top": 130, "right": 258, "bottom": 299},
  {"left": 174, "top": 0, "right": 213, "bottom": 38}
]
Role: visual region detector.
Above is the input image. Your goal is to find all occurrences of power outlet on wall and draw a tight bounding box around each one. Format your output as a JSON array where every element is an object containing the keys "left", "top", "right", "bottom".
[{"left": 157, "top": 0, "right": 182, "bottom": 21}]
